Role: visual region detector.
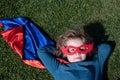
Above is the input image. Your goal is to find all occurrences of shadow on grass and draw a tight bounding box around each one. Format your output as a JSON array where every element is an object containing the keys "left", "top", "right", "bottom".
[
  {"left": 83, "top": 22, "right": 116, "bottom": 80},
  {"left": 117, "top": 78, "right": 120, "bottom": 80}
]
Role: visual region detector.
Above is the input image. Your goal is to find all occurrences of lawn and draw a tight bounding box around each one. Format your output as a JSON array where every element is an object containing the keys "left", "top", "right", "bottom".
[{"left": 0, "top": 0, "right": 120, "bottom": 80}]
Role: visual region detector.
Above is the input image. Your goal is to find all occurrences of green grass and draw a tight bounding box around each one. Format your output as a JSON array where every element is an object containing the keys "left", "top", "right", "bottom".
[{"left": 0, "top": 0, "right": 120, "bottom": 80}]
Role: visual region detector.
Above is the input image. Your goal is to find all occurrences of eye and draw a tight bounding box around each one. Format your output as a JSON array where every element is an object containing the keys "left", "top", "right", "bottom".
[
  {"left": 80, "top": 46, "right": 87, "bottom": 51},
  {"left": 68, "top": 48, "right": 76, "bottom": 53}
]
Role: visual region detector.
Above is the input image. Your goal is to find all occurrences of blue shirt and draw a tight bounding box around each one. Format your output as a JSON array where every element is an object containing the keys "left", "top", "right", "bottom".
[{"left": 37, "top": 44, "right": 111, "bottom": 80}]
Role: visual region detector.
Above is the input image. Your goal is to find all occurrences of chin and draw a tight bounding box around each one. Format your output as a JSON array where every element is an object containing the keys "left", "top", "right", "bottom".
[
  {"left": 71, "top": 59, "right": 85, "bottom": 62},
  {"left": 76, "top": 59, "right": 84, "bottom": 62}
]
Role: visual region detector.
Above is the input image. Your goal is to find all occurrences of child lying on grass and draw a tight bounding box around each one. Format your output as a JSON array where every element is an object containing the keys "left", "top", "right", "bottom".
[
  {"left": 37, "top": 28, "right": 111, "bottom": 80},
  {"left": 0, "top": 17, "right": 111, "bottom": 80}
]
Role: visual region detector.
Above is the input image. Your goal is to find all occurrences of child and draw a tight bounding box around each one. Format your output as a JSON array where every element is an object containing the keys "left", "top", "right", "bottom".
[
  {"left": 0, "top": 17, "right": 111, "bottom": 80},
  {"left": 37, "top": 28, "right": 111, "bottom": 80}
]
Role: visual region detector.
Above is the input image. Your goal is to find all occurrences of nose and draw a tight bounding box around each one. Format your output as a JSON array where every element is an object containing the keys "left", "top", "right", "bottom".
[{"left": 75, "top": 52, "right": 81, "bottom": 56}]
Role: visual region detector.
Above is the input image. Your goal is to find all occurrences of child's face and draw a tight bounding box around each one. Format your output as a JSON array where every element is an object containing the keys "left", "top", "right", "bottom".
[{"left": 65, "top": 38, "right": 87, "bottom": 62}]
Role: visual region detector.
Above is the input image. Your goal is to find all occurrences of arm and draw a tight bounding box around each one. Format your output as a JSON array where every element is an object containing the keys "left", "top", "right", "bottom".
[
  {"left": 37, "top": 46, "right": 60, "bottom": 74},
  {"left": 97, "top": 43, "right": 111, "bottom": 65}
]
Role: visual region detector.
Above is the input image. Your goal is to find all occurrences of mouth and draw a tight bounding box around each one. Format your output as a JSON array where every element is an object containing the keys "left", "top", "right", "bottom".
[{"left": 75, "top": 57, "right": 82, "bottom": 59}]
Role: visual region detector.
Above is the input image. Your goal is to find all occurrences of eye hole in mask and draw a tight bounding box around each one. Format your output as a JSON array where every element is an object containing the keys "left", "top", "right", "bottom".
[{"left": 60, "top": 43, "right": 94, "bottom": 55}]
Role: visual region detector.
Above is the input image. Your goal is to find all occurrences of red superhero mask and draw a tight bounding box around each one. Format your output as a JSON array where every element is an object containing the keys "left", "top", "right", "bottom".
[{"left": 60, "top": 43, "right": 94, "bottom": 55}]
